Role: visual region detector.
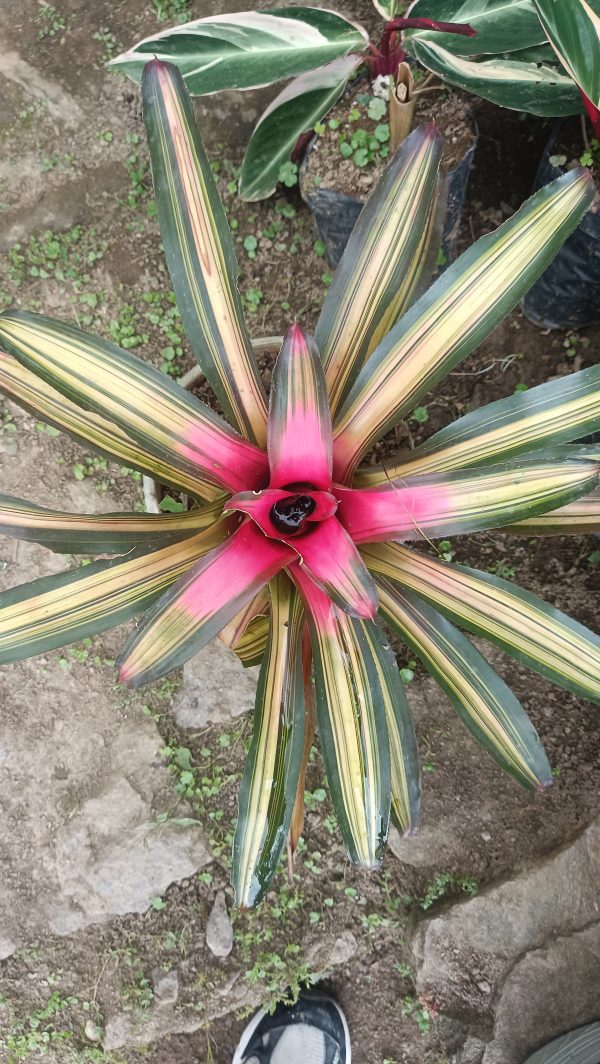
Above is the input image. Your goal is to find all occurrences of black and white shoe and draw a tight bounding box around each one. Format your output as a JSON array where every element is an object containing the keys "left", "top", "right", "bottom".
[{"left": 232, "top": 990, "right": 351, "bottom": 1064}]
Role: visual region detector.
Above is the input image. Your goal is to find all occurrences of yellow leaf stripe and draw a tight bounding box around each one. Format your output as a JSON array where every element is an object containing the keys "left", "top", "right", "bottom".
[
  {"left": 295, "top": 567, "right": 391, "bottom": 866},
  {"left": 219, "top": 587, "right": 269, "bottom": 649},
  {"left": 355, "top": 365, "right": 600, "bottom": 483},
  {"left": 314, "top": 611, "right": 389, "bottom": 865},
  {"left": 376, "top": 579, "right": 551, "bottom": 790},
  {"left": 233, "top": 574, "right": 305, "bottom": 908},
  {"left": 0, "top": 495, "right": 224, "bottom": 552},
  {"left": 0, "top": 351, "right": 221, "bottom": 501},
  {"left": 143, "top": 60, "right": 268, "bottom": 445},
  {"left": 316, "top": 125, "right": 443, "bottom": 415},
  {"left": 502, "top": 487, "right": 600, "bottom": 535},
  {"left": 333, "top": 169, "right": 594, "bottom": 481},
  {"left": 233, "top": 614, "right": 270, "bottom": 667},
  {"left": 363, "top": 541, "right": 600, "bottom": 702},
  {"left": 376, "top": 645, "right": 420, "bottom": 836},
  {"left": 0, "top": 521, "right": 228, "bottom": 664}
]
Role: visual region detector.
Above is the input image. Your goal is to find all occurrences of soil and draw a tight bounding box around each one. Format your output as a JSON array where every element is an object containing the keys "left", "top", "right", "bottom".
[
  {"left": 303, "top": 79, "right": 476, "bottom": 199},
  {"left": 548, "top": 114, "right": 600, "bottom": 185},
  {"left": 0, "top": 3, "right": 599, "bottom": 1064}
]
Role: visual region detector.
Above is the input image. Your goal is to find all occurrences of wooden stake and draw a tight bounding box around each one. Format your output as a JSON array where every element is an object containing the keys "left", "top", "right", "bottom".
[{"left": 390, "top": 61, "right": 416, "bottom": 152}]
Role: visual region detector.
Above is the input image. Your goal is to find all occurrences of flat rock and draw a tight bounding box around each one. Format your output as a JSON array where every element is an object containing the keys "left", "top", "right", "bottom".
[
  {"left": 484, "top": 923, "right": 600, "bottom": 1064},
  {"left": 458, "top": 1038, "right": 486, "bottom": 1064},
  {"left": 0, "top": 423, "right": 212, "bottom": 953},
  {"left": 0, "top": 656, "right": 212, "bottom": 950},
  {"left": 322, "top": 931, "right": 359, "bottom": 969},
  {"left": 413, "top": 817, "right": 600, "bottom": 1063},
  {"left": 103, "top": 927, "right": 360, "bottom": 1051},
  {"left": 174, "top": 638, "right": 259, "bottom": 728},
  {"left": 0, "top": 50, "right": 83, "bottom": 125}
]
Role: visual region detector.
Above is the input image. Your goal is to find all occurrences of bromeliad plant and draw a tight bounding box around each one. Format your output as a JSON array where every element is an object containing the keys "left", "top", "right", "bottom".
[
  {"left": 110, "top": 0, "right": 600, "bottom": 201},
  {"left": 1, "top": 60, "right": 600, "bottom": 908}
]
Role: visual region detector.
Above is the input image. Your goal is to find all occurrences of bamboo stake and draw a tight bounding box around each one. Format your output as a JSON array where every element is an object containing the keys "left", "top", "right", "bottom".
[{"left": 390, "top": 61, "right": 416, "bottom": 152}]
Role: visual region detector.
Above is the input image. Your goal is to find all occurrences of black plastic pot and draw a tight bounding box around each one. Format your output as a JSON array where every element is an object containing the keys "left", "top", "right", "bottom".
[
  {"left": 299, "top": 113, "right": 478, "bottom": 270},
  {"left": 521, "top": 122, "right": 600, "bottom": 330}
]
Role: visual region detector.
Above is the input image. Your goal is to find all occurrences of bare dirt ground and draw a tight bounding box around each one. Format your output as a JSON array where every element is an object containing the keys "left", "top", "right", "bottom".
[{"left": 0, "top": 2, "right": 599, "bottom": 1063}]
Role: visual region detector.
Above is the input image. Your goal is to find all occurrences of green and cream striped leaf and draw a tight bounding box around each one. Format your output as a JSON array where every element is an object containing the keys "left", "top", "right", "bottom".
[
  {"left": 234, "top": 614, "right": 270, "bottom": 667},
  {"left": 502, "top": 486, "right": 600, "bottom": 535},
  {"left": 316, "top": 124, "right": 444, "bottom": 416},
  {"left": 363, "top": 541, "right": 600, "bottom": 704},
  {"left": 0, "top": 522, "right": 228, "bottom": 665},
  {"left": 372, "top": 0, "right": 400, "bottom": 19},
  {"left": 355, "top": 364, "right": 600, "bottom": 484},
  {"left": 293, "top": 566, "right": 391, "bottom": 866},
  {"left": 376, "top": 578, "right": 552, "bottom": 790},
  {"left": 405, "top": 0, "right": 547, "bottom": 55},
  {"left": 333, "top": 169, "right": 594, "bottom": 482},
  {"left": 232, "top": 574, "right": 306, "bottom": 908},
  {"left": 0, "top": 351, "right": 222, "bottom": 502},
  {"left": 404, "top": 38, "right": 583, "bottom": 115},
  {"left": 219, "top": 587, "right": 270, "bottom": 667},
  {"left": 377, "top": 634, "right": 420, "bottom": 836},
  {"left": 110, "top": 8, "right": 368, "bottom": 95},
  {"left": 534, "top": 0, "right": 600, "bottom": 106},
  {"left": 239, "top": 55, "right": 362, "bottom": 201},
  {"left": 142, "top": 61, "right": 268, "bottom": 444},
  {"left": 289, "top": 637, "right": 317, "bottom": 854},
  {"left": 0, "top": 311, "right": 269, "bottom": 495},
  {"left": 0, "top": 494, "right": 224, "bottom": 554}
]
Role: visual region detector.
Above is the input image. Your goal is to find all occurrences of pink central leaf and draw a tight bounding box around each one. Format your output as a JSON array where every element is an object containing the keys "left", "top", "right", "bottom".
[
  {"left": 268, "top": 323, "right": 333, "bottom": 491},
  {"left": 293, "top": 517, "right": 379, "bottom": 619},
  {"left": 179, "top": 418, "right": 269, "bottom": 493},
  {"left": 336, "top": 481, "right": 446, "bottom": 543},
  {"left": 118, "top": 520, "right": 295, "bottom": 687}
]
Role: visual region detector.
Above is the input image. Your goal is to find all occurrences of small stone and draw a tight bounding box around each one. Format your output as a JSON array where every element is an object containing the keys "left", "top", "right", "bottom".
[
  {"left": 329, "top": 931, "right": 358, "bottom": 967},
  {"left": 84, "top": 1019, "right": 103, "bottom": 1043},
  {"left": 477, "top": 980, "right": 491, "bottom": 994},
  {"left": 153, "top": 969, "right": 179, "bottom": 1005},
  {"left": 481, "top": 832, "right": 492, "bottom": 842},
  {"left": 458, "top": 1037, "right": 486, "bottom": 1064},
  {"left": 206, "top": 890, "right": 234, "bottom": 958}
]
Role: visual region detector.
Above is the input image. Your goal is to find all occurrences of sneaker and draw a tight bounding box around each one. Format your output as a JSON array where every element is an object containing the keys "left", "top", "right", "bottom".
[{"left": 232, "top": 989, "right": 351, "bottom": 1064}]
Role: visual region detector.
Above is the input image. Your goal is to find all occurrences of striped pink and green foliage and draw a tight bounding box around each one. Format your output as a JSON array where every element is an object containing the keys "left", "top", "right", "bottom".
[{"left": 1, "top": 58, "right": 599, "bottom": 908}]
